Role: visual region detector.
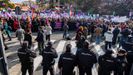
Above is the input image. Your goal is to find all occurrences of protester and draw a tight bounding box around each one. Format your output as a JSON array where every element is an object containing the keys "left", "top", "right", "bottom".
[
  {"left": 45, "top": 23, "right": 52, "bottom": 41},
  {"left": 112, "top": 26, "right": 120, "bottom": 45},
  {"left": 35, "top": 26, "right": 46, "bottom": 55},
  {"left": 16, "top": 26, "right": 25, "bottom": 45},
  {"left": 13, "top": 18, "right": 19, "bottom": 31},
  {"left": 104, "top": 29, "right": 113, "bottom": 50},
  {"left": 24, "top": 29, "right": 32, "bottom": 49},
  {"left": 3, "top": 19, "right": 12, "bottom": 41},
  {"left": 94, "top": 26, "right": 102, "bottom": 44},
  {"left": 75, "top": 26, "right": 84, "bottom": 41},
  {"left": 63, "top": 22, "right": 69, "bottom": 39},
  {"left": 83, "top": 26, "right": 88, "bottom": 39}
]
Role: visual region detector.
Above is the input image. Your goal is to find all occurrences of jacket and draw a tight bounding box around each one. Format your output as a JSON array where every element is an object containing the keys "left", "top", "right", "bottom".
[
  {"left": 76, "top": 48, "right": 97, "bottom": 68},
  {"left": 104, "top": 31, "right": 113, "bottom": 42},
  {"left": 58, "top": 52, "right": 76, "bottom": 75},
  {"left": 18, "top": 48, "right": 36, "bottom": 64},
  {"left": 42, "top": 46, "right": 58, "bottom": 67}
]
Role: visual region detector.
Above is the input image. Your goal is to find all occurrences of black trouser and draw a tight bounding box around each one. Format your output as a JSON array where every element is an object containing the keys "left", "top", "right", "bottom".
[
  {"left": 98, "top": 67, "right": 112, "bottom": 75},
  {"left": 114, "top": 67, "right": 126, "bottom": 75},
  {"left": 105, "top": 41, "right": 112, "bottom": 50},
  {"left": 43, "top": 65, "right": 54, "bottom": 75},
  {"left": 79, "top": 66, "right": 92, "bottom": 75},
  {"left": 112, "top": 36, "right": 118, "bottom": 45},
  {"left": 125, "top": 63, "right": 132, "bottom": 75},
  {"left": 46, "top": 35, "right": 50, "bottom": 41},
  {"left": 21, "top": 63, "right": 34, "bottom": 75},
  {"left": 38, "top": 42, "right": 44, "bottom": 54}
]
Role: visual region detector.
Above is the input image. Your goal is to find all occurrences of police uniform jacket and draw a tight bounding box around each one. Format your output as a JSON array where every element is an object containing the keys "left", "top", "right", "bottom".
[
  {"left": 18, "top": 48, "right": 36, "bottom": 64},
  {"left": 42, "top": 47, "right": 58, "bottom": 67},
  {"left": 76, "top": 48, "right": 97, "bottom": 68},
  {"left": 58, "top": 52, "right": 76, "bottom": 75}
]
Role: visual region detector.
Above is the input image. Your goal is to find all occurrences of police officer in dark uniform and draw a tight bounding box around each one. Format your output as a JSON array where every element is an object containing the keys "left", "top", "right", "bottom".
[
  {"left": 115, "top": 49, "right": 127, "bottom": 75},
  {"left": 58, "top": 44, "right": 76, "bottom": 75},
  {"left": 76, "top": 41, "right": 97, "bottom": 75},
  {"left": 42, "top": 42, "right": 58, "bottom": 75},
  {"left": 98, "top": 50, "right": 117, "bottom": 75},
  {"left": 18, "top": 41, "right": 37, "bottom": 75},
  {"left": 126, "top": 45, "right": 133, "bottom": 75}
]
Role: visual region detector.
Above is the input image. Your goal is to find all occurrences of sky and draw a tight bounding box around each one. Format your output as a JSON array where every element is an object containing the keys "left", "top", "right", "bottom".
[{"left": 10, "top": 0, "right": 35, "bottom": 3}]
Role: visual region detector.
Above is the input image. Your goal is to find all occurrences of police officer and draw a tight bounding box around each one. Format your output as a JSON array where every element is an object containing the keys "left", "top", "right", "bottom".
[
  {"left": 18, "top": 41, "right": 37, "bottom": 75},
  {"left": 42, "top": 42, "right": 58, "bottom": 75},
  {"left": 126, "top": 45, "right": 133, "bottom": 75},
  {"left": 115, "top": 49, "right": 127, "bottom": 75},
  {"left": 58, "top": 44, "right": 76, "bottom": 75},
  {"left": 98, "top": 50, "right": 117, "bottom": 75},
  {"left": 76, "top": 41, "right": 97, "bottom": 75}
]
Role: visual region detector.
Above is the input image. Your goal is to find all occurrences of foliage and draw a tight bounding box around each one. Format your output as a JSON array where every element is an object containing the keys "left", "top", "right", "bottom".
[{"left": 0, "top": 0, "right": 15, "bottom": 9}]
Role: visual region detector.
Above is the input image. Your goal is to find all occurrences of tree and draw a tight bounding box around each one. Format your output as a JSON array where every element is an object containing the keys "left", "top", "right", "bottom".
[{"left": 0, "top": 0, "right": 15, "bottom": 9}]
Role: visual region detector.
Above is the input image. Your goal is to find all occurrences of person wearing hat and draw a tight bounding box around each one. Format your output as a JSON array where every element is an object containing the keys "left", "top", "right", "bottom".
[
  {"left": 76, "top": 41, "right": 97, "bottom": 75},
  {"left": 98, "top": 50, "right": 117, "bottom": 75},
  {"left": 58, "top": 44, "right": 76, "bottom": 75},
  {"left": 42, "top": 42, "right": 58, "bottom": 75},
  {"left": 17, "top": 41, "right": 37, "bottom": 75},
  {"left": 115, "top": 49, "right": 127, "bottom": 75}
]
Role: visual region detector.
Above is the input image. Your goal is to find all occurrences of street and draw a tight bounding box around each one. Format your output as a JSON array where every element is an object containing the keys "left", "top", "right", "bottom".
[{"left": 4, "top": 31, "right": 125, "bottom": 75}]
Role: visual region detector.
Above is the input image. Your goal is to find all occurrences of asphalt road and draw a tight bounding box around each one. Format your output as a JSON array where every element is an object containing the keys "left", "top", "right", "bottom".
[{"left": 4, "top": 31, "right": 133, "bottom": 75}]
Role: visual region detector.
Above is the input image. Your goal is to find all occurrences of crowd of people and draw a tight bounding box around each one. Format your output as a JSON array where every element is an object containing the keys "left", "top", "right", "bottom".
[{"left": 0, "top": 15, "right": 133, "bottom": 75}]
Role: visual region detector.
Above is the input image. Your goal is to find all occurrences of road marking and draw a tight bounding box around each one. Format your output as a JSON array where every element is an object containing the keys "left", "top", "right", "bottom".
[
  {"left": 8, "top": 42, "right": 20, "bottom": 48},
  {"left": 6, "top": 40, "right": 56, "bottom": 57},
  {"left": 6, "top": 51, "right": 17, "bottom": 57},
  {"left": 70, "top": 41, "right": 77, "bottom": 55},
  {"left": 5, "top": 38, "right": 18, "bottom": 44},
  {"left": 34, "top": 56, "right": 42, "bottom": 71},
  {"left": 55, "top": 40, "right": 66, "bottom": 74},
  {"left": 51, "top": 40, "right": 56, "bottom": 43}
]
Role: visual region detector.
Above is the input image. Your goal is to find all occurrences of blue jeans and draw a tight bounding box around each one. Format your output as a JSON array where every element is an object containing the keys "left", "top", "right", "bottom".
[
  {"left": 63, "top": 30, "right": 68, "bottom": 39},
  {"left": 96, "top": 35, "right": 101, "bottom": 44}
]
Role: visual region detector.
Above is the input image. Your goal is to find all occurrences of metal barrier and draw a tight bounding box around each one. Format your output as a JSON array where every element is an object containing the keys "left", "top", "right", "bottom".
[{"left": 0, "top": 31, "right": 9, "bottom": 75}]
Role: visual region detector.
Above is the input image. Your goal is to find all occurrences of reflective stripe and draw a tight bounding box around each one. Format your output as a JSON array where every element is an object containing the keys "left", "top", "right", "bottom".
[
  {"left": 63, "top": 57, "right": 73, "bottom": 60},
  {"left": 43, "top": 51, "right": 53, "bottom": 54},
  {"left": 18, "top": 52, "right": 26, "bottom": 54},
  {"left": 81, "top": 52, "right": 92, "bottom": 56},
  {"left": 0, "top": 57, "right": 3, "bottom": 60}
]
